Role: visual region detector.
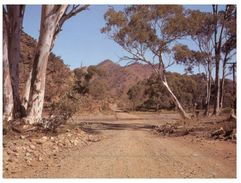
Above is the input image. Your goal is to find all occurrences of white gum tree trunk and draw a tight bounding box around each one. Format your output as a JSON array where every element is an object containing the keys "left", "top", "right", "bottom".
[
  {"left": 26, "top": 5, "right": 68, "bottom": 124},
  {"left": 3, "top": 17, "right": 14, "bottom": 121},
  {"left": 157, "top": 57, "right": 190, "bottom": 119},
  {"left": 7, "top": 5, "right": 25, "bottom": 117},
  {"left": 22, "top": 69, "right": 32, "bottom": 110},
  {"left": 162, "top": 76, "right": 190, "bottom": 119},
  {"left": 204, "top": 62, "right": 212, "bottom": 116}
]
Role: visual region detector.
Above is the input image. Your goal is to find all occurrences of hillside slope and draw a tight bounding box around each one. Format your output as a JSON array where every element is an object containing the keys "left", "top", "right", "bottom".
[
  {"left": 19, "top": 32, "right": 73, "bottom": 106},
  {"left": 96, "top": 60, "right": 153, "bottom": 100}
]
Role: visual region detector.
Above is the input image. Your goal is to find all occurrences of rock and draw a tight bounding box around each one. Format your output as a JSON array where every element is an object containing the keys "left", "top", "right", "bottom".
[
  {"left": 211, "top": 127, "right": 225, "bottom": 137},
  {"left": 14, "top": 153, "right": 19, "bottom": 157},
  {"left": 50, "top": 136, "right": 55, "bottom": 142},
  {"left": 22, "top": 125, "right": 30, "bottom": 130},
  {"left": 36, "top": 136, "right": 48, "bottom": 144},
  {"left": 73, "top": 140, "right": 78, "bottom": 146},
  {"left": 7, "top": 158, "right": 13, "bottom": 163},
  {"left": 88, "top": 135, "right": 100, "bottom": 142},
  {"left": 66, "top": 129, "right": 71, "bottom": 132},
  {"left": 20, "top": 135, "right": 25, "bottom": 139},
  {"left": 29, "top": 144, "right": 36, "bottom": 150},
  {"left": 26, "top": 148, "right": 33, "bottom": 153},
  {"left": 42, "top": 136, "right": 48, "bottom": 141},
  {"left": 7, "top": 150, "right": 12, "bottom": 155},
  {"left": 11, "top": 147, "right": 18, "bottom": 153},
  {"left": 57, "top": 142, "right": 64, "bottom": 147},
  {"left": 25, "top": 152, "right": 31, "bottom": 157},
  {"left": 26, "top": 160, "right": 33, "bottom": 166},
  {"left": 38, "top": 156, "right": 43, "bottom": 161},
  {"left": 52, "top": 145, "right": 59, "bottom": 152},
  {"left": 70, "top": 139, "right": 79, "bottom": 146}
]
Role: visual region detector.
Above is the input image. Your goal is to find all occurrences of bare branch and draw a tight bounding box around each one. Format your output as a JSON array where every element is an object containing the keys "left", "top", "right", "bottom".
[{"left": 60, "top": 5, "right": 89, "bottom": 26}]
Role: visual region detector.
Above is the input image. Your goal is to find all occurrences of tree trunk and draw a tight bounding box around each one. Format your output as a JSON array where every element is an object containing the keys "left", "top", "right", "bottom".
[
  {"left": 220, "top": 73, "right": 225, "bottom": 110},
  {"left": 213, "top": 56, "right": 220, "bottom": 115},
  {"left": 26, "top": 5, "right": 68, "bottom": 124},
  {"left": 161, "top": 76, "right": 190, "bottom": 119},
  {"left": 3, "top": 17, "right": 14, "bottom": 121},
  {"left": 220, "top": 52, "right": 229, "bottom": 110},
  {"left": 157, "top": 55, "right": 189, "bottom": 119},
  {"left": 7, "top": 5, "right": 25, "bottom": 117},
  {"left": 232, "top": 63, "right": 236, "bottom": 114},
  {"left": 212, "top": 5, "right": 225, "bottom": 115},
  {"left": 22, "top": 69, "right": 32, "bottom": 110},
  {"left": 204, "top": 61, "right": 212, "bottom": 116}
]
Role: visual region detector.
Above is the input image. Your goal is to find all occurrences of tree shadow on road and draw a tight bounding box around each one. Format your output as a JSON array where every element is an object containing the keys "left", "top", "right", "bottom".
[{"left": 77, "top": 122, "right": 156, "bottom": 134}]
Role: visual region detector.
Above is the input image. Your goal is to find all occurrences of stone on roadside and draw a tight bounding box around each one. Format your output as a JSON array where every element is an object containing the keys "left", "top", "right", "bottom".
[
  {"left": 73, "top": 139, "right": 78, "bottom": 146},
  {"left": 50, "top": 136, "right": 55, "bottom": 142},
  {"left": 26, "top": 148, "right": 33, "bottom": 153},
  {"left": 88, "top": 135, "right": 100, "bottom": 142},
  {"left": 29, "top": 144, "right": 36, "bottom": 150},
  {"left": 25, "top": 152, "right": 31, "bottom": 157},
  {"left": 36, "top": 136, "right": 48, "bottom": 144},
  {"left": 7, "top": 158, "right": 13, "bottom": 163}
]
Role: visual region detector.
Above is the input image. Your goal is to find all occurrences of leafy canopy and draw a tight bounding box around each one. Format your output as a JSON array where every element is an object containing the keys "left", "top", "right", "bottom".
[{"left": 102, "top": 5, "right": 187, "bottom": 65}]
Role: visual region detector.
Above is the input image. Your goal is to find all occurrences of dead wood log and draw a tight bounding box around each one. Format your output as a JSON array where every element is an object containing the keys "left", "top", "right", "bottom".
[{"left": 211, "top": 127, "right": 225, "bottom": 137}]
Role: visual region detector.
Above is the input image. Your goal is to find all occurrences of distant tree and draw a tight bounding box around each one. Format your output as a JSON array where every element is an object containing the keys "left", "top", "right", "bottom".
[
  {"left": 102, "top": 5, "right": 190, "bottom": 119},
  {"left": 88, "top": 80, "right": 108, "bottom": 100},
  {"left": 127, "top": 82, "right": 146, "bottom": 111},
  {"left": 180, "top": 9, "right": 215, "bottom": 116},
  {"left": 24, "top": 5, "right": 89, "bottom": 124},
  {"left": 143, "top": 76, "right": 173, "bottom": 111},
  {"left": 175, "top": 5, "right": 236, "bottom": 115},
  {"left": 127, "top": 72, "right": 207, "bottom": 112},
  {"left": 219, "top": 5, "right": 236, "bottom": 110},
  {"left": 173, "top": 43, "right": 212, "bottom": 115},
  {"left": 211, "top": 5, "right": 236, "bottom": 115}
]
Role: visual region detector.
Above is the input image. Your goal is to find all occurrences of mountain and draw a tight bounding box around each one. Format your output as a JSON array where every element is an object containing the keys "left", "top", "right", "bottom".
[
  {"left": 96, "top": 60, "right": 153, "bottom": 100},
  {"left": 19, "top": 32, "right": 153, "bottom": 109},
  {"left": 19, "top": 32, "right": 73, "bottom": 105}
]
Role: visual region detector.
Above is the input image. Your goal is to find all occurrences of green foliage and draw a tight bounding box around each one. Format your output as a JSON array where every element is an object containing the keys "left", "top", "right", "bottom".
[
  {"left": 49, "top": 92, "right": 81, "bottom": 119},
  {"left": 127, "top": 81, "right": 146, "bottom": 110},
  {"left": 73, "top": 67, "right": 86, "bottom": 80},
  {"left": 86, "top": 65, "right": 104, "bottom": 81},
  {"left": 127, "top": 73, "right": 207, "bottom": 111},
  {"left": 88, "top": 79, "right": 108, "bottom": 99},
  {"left": 102, "top": 5, "right": 186, "bottom": 63},
  {"left": 127, "top": 71, "right": 234, "bottom": 112},
  {"left": 72, "top": 65, "right": 108, "bottom": 100}
]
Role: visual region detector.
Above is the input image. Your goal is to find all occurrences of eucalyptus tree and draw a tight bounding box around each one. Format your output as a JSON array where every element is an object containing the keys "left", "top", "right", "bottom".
[
  {"left": 212, "top": 5, "right": 236, "bottom": 114},
  {"left": 24, "top": 5, "right": 89, "bottom": 124},
  {"left": 3, "top": 12, "right": 13, "bottom": 121},
  {"left": 174, "top": 5, "right": 236, "bottom": 115},
  {"left": 102, "top": 5, "right": 190, "bottom": 119},
  {"left": 3, "top": 5, "right": 25, "bottom": 121},
  {"left": 173, "top": 43, "right": 213, "bottom": 116},
  {"left": 219, "top": 5, "right": 236, "bottom": 110}
]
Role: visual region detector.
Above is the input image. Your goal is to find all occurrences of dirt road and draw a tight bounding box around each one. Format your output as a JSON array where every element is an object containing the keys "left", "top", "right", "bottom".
[{"left": 12, "top": 113, "right": 236, "bottom": 178}]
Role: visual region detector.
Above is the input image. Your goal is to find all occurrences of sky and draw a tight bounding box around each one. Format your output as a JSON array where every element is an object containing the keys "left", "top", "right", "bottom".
[{"left": 22, "top": 5, "right": 223, "bottom": 74}]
